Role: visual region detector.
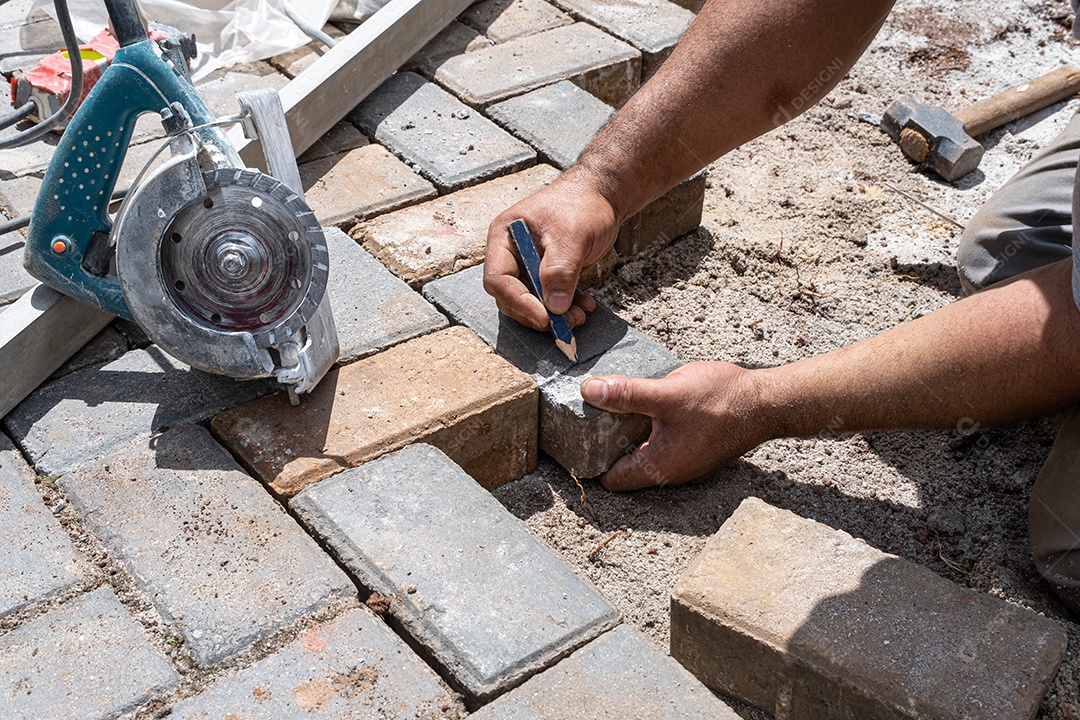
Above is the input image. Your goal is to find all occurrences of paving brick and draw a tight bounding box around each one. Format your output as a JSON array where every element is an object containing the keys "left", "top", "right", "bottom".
[
  {"left": 433, "top": 23, "right": 640, "bottom": 108},
  {"left": 351, "top": 72, "right": 535, "bottom": 192},
  {"left": 46, "top": 322, "right": 130, "bottom": 380},
  {"left": 297, "top": 121, "right": 369, "bottom": 164},
  {"left": 58, "top": 425, "right": 354, "bottom": 666},
  {"left": 671, "top": 497, "right": 1069, "bottom": 720},
  {"left": 551, "top": 0, "right": 694, "bottom": 79},
  {"left": 471, "top": 625, "right": 739, "bottom": 719},
  {"left": 0, "top": 229, "right": 34, "bottom": 307},
  {"left": 0, "top": 4, "right": 58, "bottom": 77},
  {"left": 292, "top": 444, "right": 619, "bottom": 703},
  {"left": 0, "top": 133, "right": 54, "bottom": 182},
  {"left": 615, "top": 171, "right": 706, "bottom": 258},
  {"left": 212, "top": 326, "right": 538, "bottom": 498},
  {"left": 0, "top": 433, "right": 83, "bottom": 619},
  {"left": 423, "top": 264, "right": 681, "bottom": 477},
  {"left": 461, "top": 0, "right": 573, "bottom": 43},
  {"left": 300, "top": 144, "right": 437, "bottom": 227},
  {"left": 171, "top": 607, "right": 458, "bottom": 718},
  {"left": 0, "top": 0, "right": 41, "bottom": 29},
  {"left": 406, "top": 20, "right": 492, "bottom": 77},
  {"left": 352, "top": 164, "right": 558, "bottom": 287},
  {"left": 114, "top": 135, "right": 171, "bottom": 193},
  {"left": 322, "top": 226, "right": 447, "bottom": 364},
  {"left": 269, "top": 24, "right": 346, "bottom": 78},
  {"left": 194, "top": 61, "right": 290, "bottom": 118},
  {"left": 3, "top": 346, "right": 276, "bottom": 477},
  {"left": 0, "top": 0, "right": 36, "bottom": 23},
  {"left": 0, "top": 174, "right": 41, "bottom": 218},
  {"left": 486, "top": 80, "right": 613, "bottom": 169},
  {"left": 0, "top": 587, "right": 178, "bottom": 720}
]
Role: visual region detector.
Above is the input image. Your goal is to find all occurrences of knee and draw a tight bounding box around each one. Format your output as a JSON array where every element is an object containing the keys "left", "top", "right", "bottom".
[{"left": 955, "top": 204, "right": 1006, "bottom": 295}]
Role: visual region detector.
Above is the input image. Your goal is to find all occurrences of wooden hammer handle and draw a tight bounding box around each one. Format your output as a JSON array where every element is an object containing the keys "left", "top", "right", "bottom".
[{"left": 955, "top": 65, "right": 1080, "bottom": 138}]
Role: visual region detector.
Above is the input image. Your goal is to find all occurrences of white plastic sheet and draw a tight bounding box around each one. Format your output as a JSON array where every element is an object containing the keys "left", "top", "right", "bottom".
[
  {"left": 34, "top": 0, "right": 338, "bottom": 79},
  {"left": 328, "top": 0, "right": 390, "bottom": 24}
]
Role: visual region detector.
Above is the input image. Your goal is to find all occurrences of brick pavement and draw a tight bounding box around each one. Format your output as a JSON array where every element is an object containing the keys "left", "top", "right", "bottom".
[{"left": 2, "top": 2, "right": 1054, "bottom": 718}]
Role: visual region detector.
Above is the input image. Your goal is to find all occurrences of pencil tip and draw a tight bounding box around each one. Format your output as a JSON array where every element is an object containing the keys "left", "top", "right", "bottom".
[{"left": 558, "top": 336, "right": 579, "bottom": 363}]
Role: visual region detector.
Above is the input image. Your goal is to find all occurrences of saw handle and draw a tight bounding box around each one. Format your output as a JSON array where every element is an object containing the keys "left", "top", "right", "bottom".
[
  {"left": 956, "top": 65, "right": 1080, "bottom": 138},
  {"left": 25, "top": 39, "right": 223, "bottom": 318}
]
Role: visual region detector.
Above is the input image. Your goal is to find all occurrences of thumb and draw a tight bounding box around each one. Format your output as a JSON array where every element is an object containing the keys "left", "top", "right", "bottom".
[
  {"left": 580, "top": 375, "right": 670, "bottom": 416},
  {"left": 538, "top": 234, "right": 587, "bottom": 315}
]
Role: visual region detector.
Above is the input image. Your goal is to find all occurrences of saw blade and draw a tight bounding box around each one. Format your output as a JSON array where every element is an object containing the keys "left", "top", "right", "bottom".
[{"left": 158, "top": 167, "right": 327, "bottom": 348}]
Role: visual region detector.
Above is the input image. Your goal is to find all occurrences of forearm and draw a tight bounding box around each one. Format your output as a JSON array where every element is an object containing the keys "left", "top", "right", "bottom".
[
  {"left": 573, "top": 0, "right": 896, "bottom": 222},
  {"left": 754, "top": 259, "right": 1080, "bottom": 441}
]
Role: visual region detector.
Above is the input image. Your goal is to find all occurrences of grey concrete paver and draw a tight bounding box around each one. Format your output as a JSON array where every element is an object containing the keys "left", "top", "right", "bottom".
[
  {"left": 0, "top": 433, "right": 83, "bottom": 619},
  {"left": 461, "top": 0, "right": 573, "bottom": 44},
  {"left": 406, "top": 20, "right": 492, "bottom": 78},
  {"left": 0, "top": 587, "right": 178, "bottom": 720},
  {"left": 3, "top": 346, "right": 276, "bottom": 477},
  {"left": 615, "top": 171, "right": 706, "bottom": 258},
  {"left": 551, "top": 0, "right": 694, "bottom": 78},
  {"left": 433, "top": 23, "right": 640, "bottom": 108},
  {"left": 486, "top": 80, "right": 613, "bottom": 169},
  {"left": 423, "top": 264, "right": 682, "bottom": 477},
  {"left": 171, "top": 607, "right": 459, "bottom": 719},
  {"left": 0, "top": 230, "right": 34, "bottom": 307},
  {"left": 351, "top": 72, "right": 535, "bottom": 192},
  {"left": 57, "top": 424, "right": 354, "bottom": 666},
  {"left": 292, "top": 444, "right": 620, "bottom": 703},
  {"left": 323, "top": 226, "right": 447, "bottom": 364},
  {"left": 470, "top": 625, "right": 741, "bottom": 719}
]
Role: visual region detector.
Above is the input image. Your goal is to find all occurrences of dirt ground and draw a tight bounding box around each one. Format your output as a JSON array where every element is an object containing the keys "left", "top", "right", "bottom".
[{"left": 492, "top": 0, "right": 1080, "bottom": 716}]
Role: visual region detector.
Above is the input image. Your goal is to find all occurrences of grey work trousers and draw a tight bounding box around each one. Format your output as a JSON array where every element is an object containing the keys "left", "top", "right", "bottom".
[{"left": 957, "top": 110, "right": 1080, "bottom": 611}]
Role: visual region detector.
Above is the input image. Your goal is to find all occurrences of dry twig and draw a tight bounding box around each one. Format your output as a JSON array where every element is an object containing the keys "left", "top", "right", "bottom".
[
  {"left": 930, "top": 528, "right": 972, "bottom": 575},
  {"left": 588, "top": 531, "right": 623, "bottom": 562},
  {"left": 571, "top": 474, "right": 597, "bottom": 522}
]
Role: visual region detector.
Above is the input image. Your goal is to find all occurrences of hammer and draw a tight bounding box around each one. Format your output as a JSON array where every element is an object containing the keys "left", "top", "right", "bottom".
[{"left": 882, "top": 66, "right": 1080, "bottom": 182}]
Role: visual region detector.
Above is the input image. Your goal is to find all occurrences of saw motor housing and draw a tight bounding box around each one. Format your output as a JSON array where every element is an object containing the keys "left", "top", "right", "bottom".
[{"left": 24, "top": 29, "right": 338, "bottom": 399}]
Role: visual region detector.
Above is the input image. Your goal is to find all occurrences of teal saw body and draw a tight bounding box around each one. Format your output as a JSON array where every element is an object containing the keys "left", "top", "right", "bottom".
[{"left": 23, "top": 32, "right": 338, "bottom": 398}]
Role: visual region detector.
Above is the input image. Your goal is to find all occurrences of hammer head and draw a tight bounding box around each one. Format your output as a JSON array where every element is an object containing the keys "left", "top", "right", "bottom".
[{"left": 881, "top": 95, "right": 984, "bottom": 182}]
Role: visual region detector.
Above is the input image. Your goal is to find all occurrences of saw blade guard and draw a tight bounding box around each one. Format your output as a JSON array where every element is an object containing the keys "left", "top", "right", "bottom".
[{"left": 115, "top": 154, "right": 338, "bottom": 394}]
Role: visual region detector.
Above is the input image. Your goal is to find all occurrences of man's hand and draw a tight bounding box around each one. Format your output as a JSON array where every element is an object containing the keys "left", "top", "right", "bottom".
[
  {"left": 484, "top": 170, "right": 618, "bottom": 331},
  {"left": 580, "top": 362, "right": 768, "bottom": 491}
]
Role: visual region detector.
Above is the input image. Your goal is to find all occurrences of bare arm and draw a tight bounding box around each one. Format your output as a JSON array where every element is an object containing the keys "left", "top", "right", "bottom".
[
  {"left": 485, "top": 0, "right": 897, "bottom": 328},
  {"left": 584, "top": 259, "right": 1080, "bottom": 490}
]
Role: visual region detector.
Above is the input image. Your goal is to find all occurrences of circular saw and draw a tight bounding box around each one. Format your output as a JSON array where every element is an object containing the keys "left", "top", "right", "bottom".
[{"left": 21, "top": 2, "right": 339, "bottom": 402}]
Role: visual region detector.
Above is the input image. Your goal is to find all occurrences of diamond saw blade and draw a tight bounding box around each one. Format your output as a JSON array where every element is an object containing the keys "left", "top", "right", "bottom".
[{"left": 159, "top": 168, "right": 327, "bottom": 348}]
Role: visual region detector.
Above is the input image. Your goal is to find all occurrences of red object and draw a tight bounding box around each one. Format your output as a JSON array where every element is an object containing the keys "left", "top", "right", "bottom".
[
  {"left": 10, "top": 25, "right": 194, "bottom": 127},
  {"left": 18, "top": 29, "right": 120, "bottom": 108}
]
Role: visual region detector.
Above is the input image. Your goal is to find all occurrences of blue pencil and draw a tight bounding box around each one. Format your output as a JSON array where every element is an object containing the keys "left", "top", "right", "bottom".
[{"left": 508, "top": 219, "right": 578, "bottom": 363}]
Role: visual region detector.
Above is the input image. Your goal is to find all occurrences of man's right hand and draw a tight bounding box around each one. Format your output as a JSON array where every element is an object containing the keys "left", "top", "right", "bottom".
[{"left": 484, "top": 170, "right": 620, "bottom": 330}]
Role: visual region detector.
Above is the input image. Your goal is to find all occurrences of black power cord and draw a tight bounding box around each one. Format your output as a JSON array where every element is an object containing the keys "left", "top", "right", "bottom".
[{"left": 0, "top": 0, "right": 83, "bottom": 149}]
